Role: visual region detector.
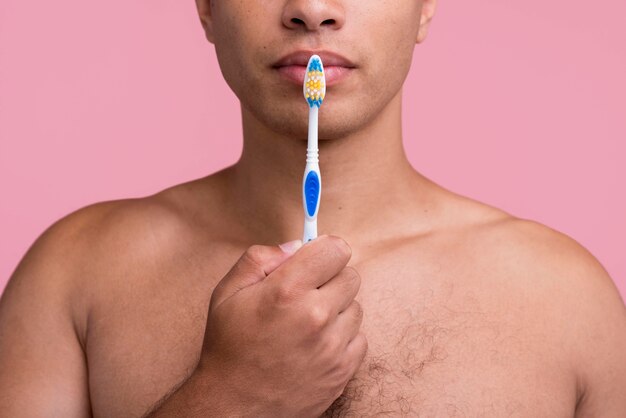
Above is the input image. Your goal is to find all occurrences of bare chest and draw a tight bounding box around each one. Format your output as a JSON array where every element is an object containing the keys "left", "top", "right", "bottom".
[{"left": 85, "top": 250, "right": 578, "bottom": 417}]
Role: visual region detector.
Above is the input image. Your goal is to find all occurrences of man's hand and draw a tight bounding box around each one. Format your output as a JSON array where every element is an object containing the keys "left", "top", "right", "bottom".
[{"left": 147, "top": 235, "right": 367, "bottom": 417}]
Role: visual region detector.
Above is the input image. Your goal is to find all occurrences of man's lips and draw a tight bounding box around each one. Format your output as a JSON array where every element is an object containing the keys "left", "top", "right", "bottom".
[
  {"left": 272, "top": 50, "right": 356, "bottom": 87},
  {"left": 274, "top": 65, "right": 354, "bottom": 86}
]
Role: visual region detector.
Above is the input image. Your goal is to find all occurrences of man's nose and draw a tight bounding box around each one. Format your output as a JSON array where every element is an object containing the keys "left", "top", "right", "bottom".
[{"left": 281, "top": 0, "right": 346, "bottom": 32}]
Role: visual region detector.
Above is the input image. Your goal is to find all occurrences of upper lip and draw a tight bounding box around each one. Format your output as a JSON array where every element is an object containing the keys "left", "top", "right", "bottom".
[{"left": 272, "top": 50, "right": 356, "bottom": 68}]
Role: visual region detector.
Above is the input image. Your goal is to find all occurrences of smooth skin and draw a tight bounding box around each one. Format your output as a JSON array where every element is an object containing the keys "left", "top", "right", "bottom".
[{"left": 1, "top": 0, "right": 625, "bottom": 416}]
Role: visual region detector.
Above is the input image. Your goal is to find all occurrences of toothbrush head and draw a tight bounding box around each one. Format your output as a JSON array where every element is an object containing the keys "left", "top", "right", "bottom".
[{"left": 303, "top": 55, "right": 326, "bottom": 108}]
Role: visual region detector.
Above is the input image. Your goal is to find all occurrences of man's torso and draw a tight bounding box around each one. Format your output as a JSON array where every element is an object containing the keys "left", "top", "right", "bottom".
[{"left": 80, "top": 184, "right": 582, "bottom": 416}]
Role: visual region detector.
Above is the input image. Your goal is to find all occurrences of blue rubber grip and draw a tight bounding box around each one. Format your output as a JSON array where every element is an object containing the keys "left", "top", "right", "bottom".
[{"left": 304, "top": 171, "right": 320, "bottom": 217}]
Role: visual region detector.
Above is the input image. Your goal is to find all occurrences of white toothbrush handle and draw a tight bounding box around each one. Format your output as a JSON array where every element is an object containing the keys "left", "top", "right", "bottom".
[{"left": 303, "top": 107, "right": 321, "bottom": 243}]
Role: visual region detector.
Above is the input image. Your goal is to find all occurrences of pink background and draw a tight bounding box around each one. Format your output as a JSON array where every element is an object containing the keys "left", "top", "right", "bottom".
[{"left": 1, "top": 1, "right": 624, "bottom": 297}]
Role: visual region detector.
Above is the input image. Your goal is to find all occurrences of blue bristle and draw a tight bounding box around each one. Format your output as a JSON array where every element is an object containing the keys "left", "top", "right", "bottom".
[
  {"left": 308, "top": 57, "right": 323, "bottom": 72},
  {"left": 307, "top": 97, "right": 323, "bottom": 108}
]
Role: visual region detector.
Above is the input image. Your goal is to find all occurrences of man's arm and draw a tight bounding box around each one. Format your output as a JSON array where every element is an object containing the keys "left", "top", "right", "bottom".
[
  {"left": 0, "top": 199, "right": 368, "bottom": 417},
  {"left": 0, "top": 216, "right": 91, "bottom": 416},
  {"left": 499, "top": 218, "right": 625, "bottom": 416},
  {"left": 572, "top": 252, "right": 626, "bottom": 417}
]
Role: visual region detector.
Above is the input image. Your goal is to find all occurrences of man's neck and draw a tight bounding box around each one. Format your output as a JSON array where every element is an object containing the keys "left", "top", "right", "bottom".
[{"left": 222, "top": 89, "right": 439, "bottom": 246}]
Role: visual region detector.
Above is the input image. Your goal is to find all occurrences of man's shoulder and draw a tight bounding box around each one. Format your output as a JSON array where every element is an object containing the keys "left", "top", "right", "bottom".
[
  {"left": 481, "top": 213, "right": 614, "bottom": 289},
  {"left": 35, "top": 193, "right": 193, "bottom": 263},
  {"left": 8, "top": 181, "right": 210, "bottom": 297},
  {"left": 438, "top": 198, "right": 626, "bottom": 411},
  {"left": 442, "top": 195, "right": 624, "bottom": 334},
  {"left": 4, "top": 182, "right": 216, "bottom": 336},
  {"left": 445, "top": 197, "right": 614, "bottom": 286},
  {"left": 34, "top": 172, "right": 227, "bottom": 262},
  {"left": 459, "top": 205, "right": 626, "bottom": 413},
  {"left": 412, "top": 191, "right": 616, "bottom": 292},
  {"left": 499, "top": 220, "right": 626, "bottom": 415},
  {"left": 461, "top": 204, "right": 622, "bottom": 308}
]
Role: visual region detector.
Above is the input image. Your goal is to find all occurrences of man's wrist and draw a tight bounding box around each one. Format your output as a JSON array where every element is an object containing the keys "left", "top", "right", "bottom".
[{"left": 143, "top": 360, "right": 247, "bottom": 417}]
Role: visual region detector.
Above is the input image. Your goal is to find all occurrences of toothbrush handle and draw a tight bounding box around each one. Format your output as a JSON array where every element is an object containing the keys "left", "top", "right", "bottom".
[
  {"left": 303, "top": 218, "right": 318, "bottom": 243},
  {"left": 303, "top": 106, "right": 320, "bottom": 243},
  {"left": 302, "top": 163, "right": 321, "bottom": 243}
]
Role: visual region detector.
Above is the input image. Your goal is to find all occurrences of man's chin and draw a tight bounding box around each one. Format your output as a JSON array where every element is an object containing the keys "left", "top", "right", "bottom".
[
  {"left": 242, "top": 95, "right": 374, "bottom": 141},
  {"left": 268, "top": 113, "right": 369, "bottom": 142},
  {"left": 268, "top": 120, "right": 365, "bottom": 142}
]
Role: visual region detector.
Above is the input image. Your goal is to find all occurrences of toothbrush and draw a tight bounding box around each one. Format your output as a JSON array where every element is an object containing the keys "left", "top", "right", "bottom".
[{"left": 302, "top": 55, "right": 326, "bottom": 243}]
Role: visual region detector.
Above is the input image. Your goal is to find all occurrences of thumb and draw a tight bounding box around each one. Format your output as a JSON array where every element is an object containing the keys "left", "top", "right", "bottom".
[{"left": 209, "top": 239, "right": 303, "bottom": 311}]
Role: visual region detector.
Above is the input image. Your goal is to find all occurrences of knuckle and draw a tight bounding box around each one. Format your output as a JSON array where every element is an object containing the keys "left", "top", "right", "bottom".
[
  {"left": 342, "top": 266, "right": 361, "bottom": 288},
  {"left": 243, "top": 245, "right": 266, "bottom": 267},
  {"left": 352, "top": 300, "right": 364, "bottom": 322},
  {"left": 307, "top": 305, "right": 330, "bottom": 331},
  {"left": 323, "top": 334, "right": 343, "bottom": 355},
  {"left": 273, "top": 283, "right": 297, "bottom": 304}
]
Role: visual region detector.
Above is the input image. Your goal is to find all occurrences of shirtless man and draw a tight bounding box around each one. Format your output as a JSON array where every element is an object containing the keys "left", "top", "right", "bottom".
[{"left": 1, "top": 0, "right": 625, "bottom": 416}]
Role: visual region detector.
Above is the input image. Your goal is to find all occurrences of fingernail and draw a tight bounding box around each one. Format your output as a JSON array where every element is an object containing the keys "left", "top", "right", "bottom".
[{"left": 279, "top": 239, "right": 303, "bottom": 254}]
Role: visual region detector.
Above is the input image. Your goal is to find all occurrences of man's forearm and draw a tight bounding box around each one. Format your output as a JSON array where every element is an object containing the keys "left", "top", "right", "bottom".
[{"left": 142, "top": 365, "right": 246, "bottom": 418}]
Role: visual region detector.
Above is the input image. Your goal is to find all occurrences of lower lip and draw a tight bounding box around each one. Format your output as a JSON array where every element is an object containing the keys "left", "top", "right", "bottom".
[{"left": 274, "top": 65, "right": 354, "bottom": 86}]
